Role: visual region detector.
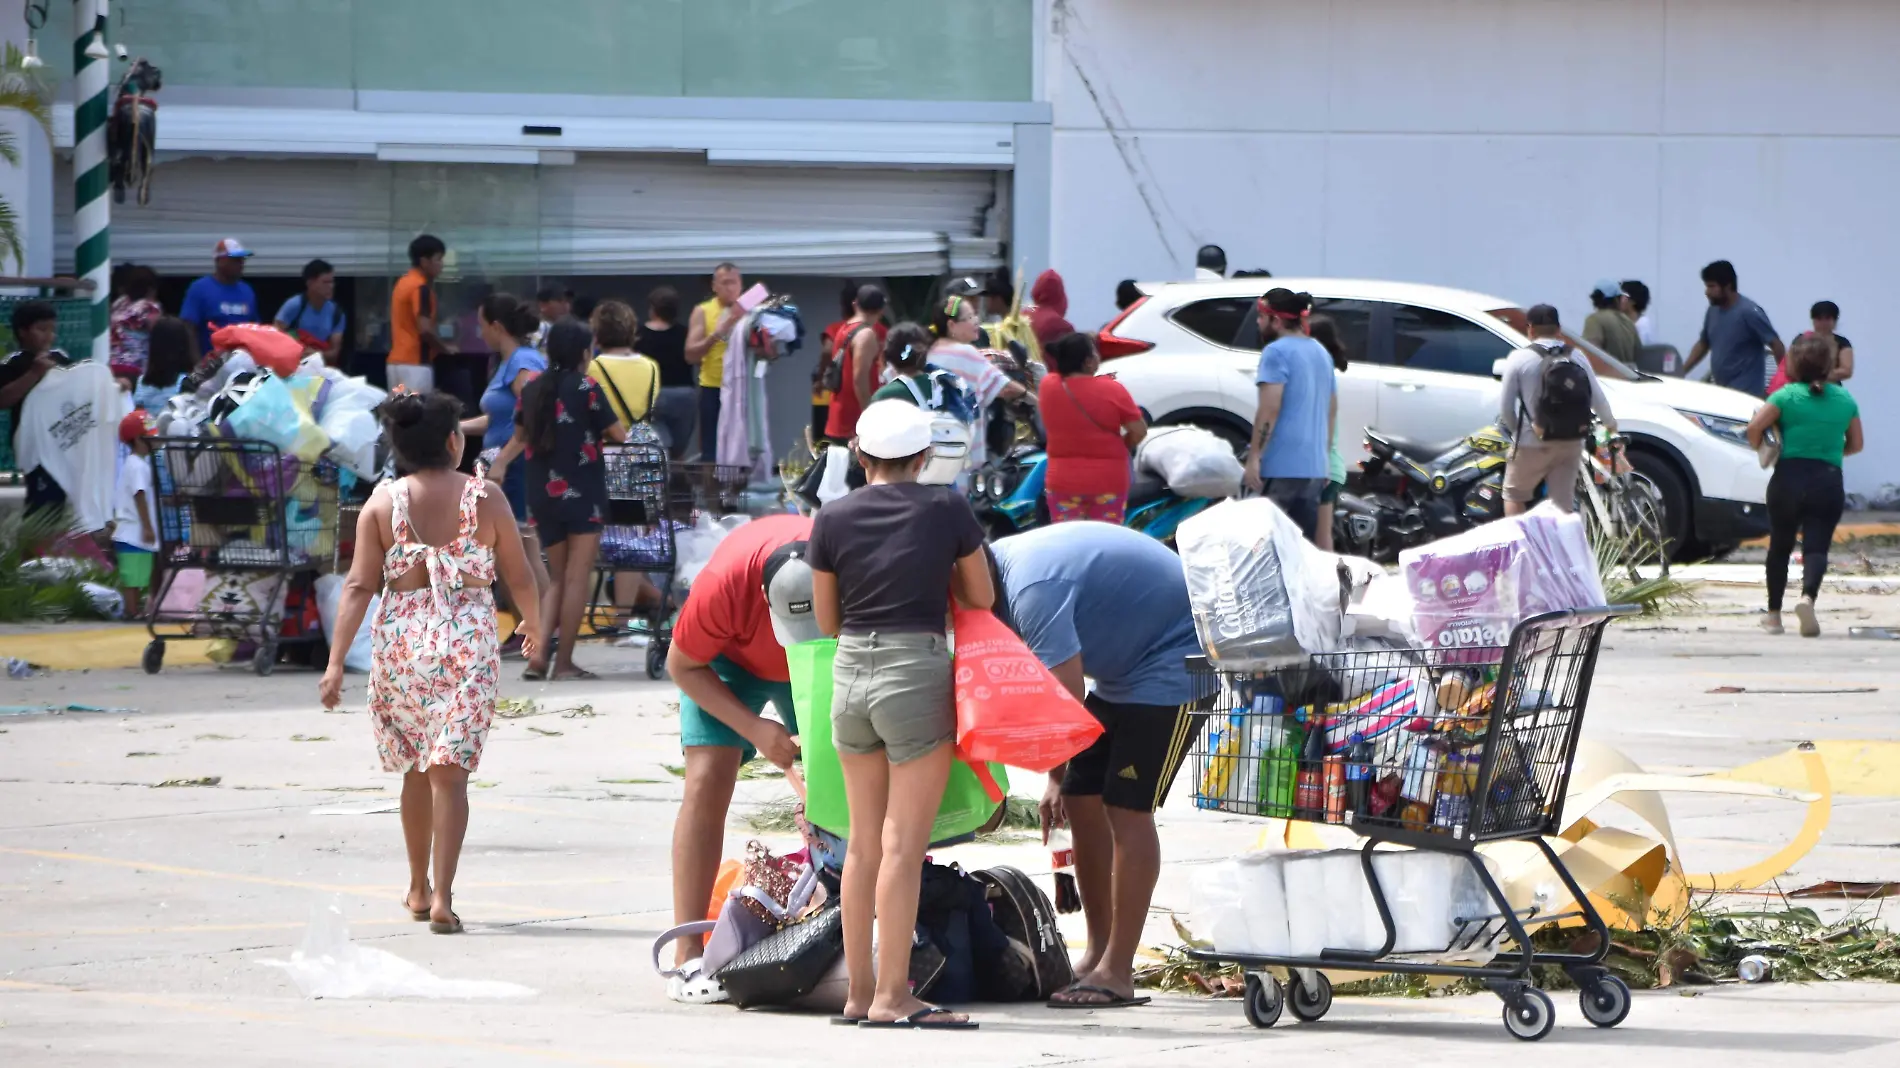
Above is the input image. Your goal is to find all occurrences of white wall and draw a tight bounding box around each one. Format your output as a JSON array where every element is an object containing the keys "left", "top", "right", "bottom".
[
  {"left": 0, "top": 22, "right": 54, "bottom": 276},
  {"left": 1047, "top": 0, "right": 1900, "bottom": 497}
]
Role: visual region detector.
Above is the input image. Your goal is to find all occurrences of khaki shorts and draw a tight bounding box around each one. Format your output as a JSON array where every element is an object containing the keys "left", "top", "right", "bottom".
[
  {"left": 1503, "top": 440, "right": 1583, "bottom": 511},
  {"left": 831, "top": 631, "right": 954, "bottom": 765}
]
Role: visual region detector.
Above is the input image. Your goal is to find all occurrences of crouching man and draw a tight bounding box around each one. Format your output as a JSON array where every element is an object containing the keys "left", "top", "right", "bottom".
[{"left": 989, "top": 521, "right": 1207, "bottom": 1008}]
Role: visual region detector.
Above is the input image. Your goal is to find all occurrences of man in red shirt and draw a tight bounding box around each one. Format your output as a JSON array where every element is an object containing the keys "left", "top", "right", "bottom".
[
  {"left": 665, "top": 514, "right": 815, "bottom": 984},
  {"left": 821, "top": 284, "right": 887, "bottom": 445}
]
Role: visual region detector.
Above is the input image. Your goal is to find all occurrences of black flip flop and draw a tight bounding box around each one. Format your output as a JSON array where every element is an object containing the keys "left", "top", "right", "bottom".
[
  {"left": 829, "top": 1016, "right": 864, "bottom": 1026},
  {"left": 403, "top": 898, "right": 430, "bottom": 921},
  {"left": 554, "top": 667, "right": 599, "bottom": 681},
  {"left": 521, "top": 665, "right": 548, "bottom": 681},
  {"left": 1046, "top": 984, "right": 1151, "bottom": 1009},
  {"left": 428, "top": 912, "right": 464, "bottom": 934},
  {"left": 858, "top": 1007, "right": 978, "bottom": 1030}
]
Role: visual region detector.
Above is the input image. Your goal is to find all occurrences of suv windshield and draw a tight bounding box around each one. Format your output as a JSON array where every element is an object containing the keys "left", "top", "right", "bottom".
[{"left": 1488, "top": 307, "right": 1639, "bottom": 381}]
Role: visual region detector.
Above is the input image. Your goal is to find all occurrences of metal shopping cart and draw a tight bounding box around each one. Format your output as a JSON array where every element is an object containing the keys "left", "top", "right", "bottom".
[
  {"left": 142, "top": 438, "right": 341, "bottom": 676},
  {"left": 668, "top": 461, "right": 754, "bottom": 517},
  {"left": 1184, "top": 606, "right": 1637, "bottom": 1042},
  {"left": 591, "top": 429, "right": 680, "bottom": 679}
]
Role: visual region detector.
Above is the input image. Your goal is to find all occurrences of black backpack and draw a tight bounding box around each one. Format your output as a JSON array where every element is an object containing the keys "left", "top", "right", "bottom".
[
  {"left": 973, "top": 866, "right": 1075, "bottom": 1000},
  {"left": 818, "top": 323, "right": 872, "bottom": 394},
  {"left": 1533, "top": 345, "right": 1594, "bottom": 441}
]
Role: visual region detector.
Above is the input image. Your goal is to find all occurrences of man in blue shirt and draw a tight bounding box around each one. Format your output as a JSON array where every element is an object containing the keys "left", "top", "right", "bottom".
[
  {"left": 273, "top": 258, "right": 347, "bottom": 366},
  {"left": 1683, "top": 259, "right": 1785, "bottom": 397},
  {"left": 179, "top": 238, "right": 259, "bottom": 357},
  {"left": 990, "top": 523, "right": 1208, "bottom": 1010},
  {"left": 1244, "top": 288, "right": 1336, "bottom": 539}
]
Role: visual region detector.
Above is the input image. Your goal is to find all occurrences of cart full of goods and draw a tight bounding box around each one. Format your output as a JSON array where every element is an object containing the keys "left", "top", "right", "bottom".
[
  {"left": 1174, "top": 496, "right": 1637, "bottom": 1041},
  {"left": 142, "top": 324, "right": 385, "bottom": 675}
]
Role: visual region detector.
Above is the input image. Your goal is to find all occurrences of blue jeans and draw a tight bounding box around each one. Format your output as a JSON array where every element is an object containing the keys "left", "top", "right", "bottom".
[
  {"left": 1265, "top": 477, "right": 1327, "bottom": 541},
  {"left": 697, "top": 386, "right": 721, "bottom": 462},
  {"left": 652, "top": 385, "right": 698, "bottom": 460}
]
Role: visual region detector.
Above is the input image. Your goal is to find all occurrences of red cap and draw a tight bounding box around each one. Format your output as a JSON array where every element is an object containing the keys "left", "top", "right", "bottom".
[{"left": 119, "top": 409, "right": 155, "bottom": 444}]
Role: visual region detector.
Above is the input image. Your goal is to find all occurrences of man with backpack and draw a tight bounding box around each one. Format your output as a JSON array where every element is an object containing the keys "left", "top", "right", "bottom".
[{"left": 1499, "top": 304, "right": 1616, "bottom": 514}]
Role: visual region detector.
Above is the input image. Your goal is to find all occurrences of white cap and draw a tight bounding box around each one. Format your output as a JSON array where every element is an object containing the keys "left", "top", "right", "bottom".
[{"left": 854, "top": 399, "right": 933, "bottom": 460}]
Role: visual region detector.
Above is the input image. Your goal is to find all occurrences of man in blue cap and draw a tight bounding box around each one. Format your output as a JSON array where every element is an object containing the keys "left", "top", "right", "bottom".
[
  {"left": 1582, "top": 278, "right": 1641, "bottom": 365},
  {"left": 179, "top": 237, "right": 259, "bottom": 358}
]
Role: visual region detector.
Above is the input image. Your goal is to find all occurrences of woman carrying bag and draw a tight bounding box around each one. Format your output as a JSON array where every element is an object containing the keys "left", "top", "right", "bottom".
[
  {"left": 1036, "top": 332, "right": 1146, "bottom": 523},
  {"left": 1747, "top": 333, "right": 1863, "bottom": 637}
]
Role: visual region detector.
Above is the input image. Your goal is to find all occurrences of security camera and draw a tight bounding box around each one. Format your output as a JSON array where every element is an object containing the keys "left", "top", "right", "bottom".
[{"left": 115, "top": 44, "right": 128, "bottom": 59}]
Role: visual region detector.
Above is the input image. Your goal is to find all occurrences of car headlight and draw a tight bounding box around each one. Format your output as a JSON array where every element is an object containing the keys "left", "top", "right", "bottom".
[{"left": 1676, "top": 409, "right": 1752, "bottom": 449}]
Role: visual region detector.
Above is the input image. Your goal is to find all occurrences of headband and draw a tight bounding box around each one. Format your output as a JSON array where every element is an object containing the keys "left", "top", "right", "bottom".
[
  {"left": 943, "top": 294, "right": 964, "bottom": 320},
  {"left": 1256, "top": 297, "right": 1309, "bottom": 324}
]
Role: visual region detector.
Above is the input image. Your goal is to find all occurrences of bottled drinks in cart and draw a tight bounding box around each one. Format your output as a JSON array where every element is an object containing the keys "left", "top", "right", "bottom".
[
  {"left": 1344, "top": 733, "right": 1373, "bottom": 820},
  {"left": 1295, "top": 711, "right": 1328, "bottom": 820},
  {"left": 1323, "top": 753, "right": 1346, "bottom": 822}
]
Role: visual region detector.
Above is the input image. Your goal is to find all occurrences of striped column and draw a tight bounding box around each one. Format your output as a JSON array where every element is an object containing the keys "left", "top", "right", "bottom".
[{"left": 72, "top": 0, "right": 110, "bottom": 362}]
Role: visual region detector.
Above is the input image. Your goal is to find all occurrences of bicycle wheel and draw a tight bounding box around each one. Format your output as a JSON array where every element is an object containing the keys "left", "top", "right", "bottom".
[{"left": 1618, "top": 474, "right": 1670, "bottom": 578}]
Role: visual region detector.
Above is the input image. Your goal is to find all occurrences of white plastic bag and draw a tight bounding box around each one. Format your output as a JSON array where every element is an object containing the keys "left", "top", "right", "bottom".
[
  {"left": 1178, "top": 497, "right": 1352, "bottom": 668},
  {"left": 1189, "top": 853, "right": 1294, "bottom": 957},
  {"left": 315, "top": 574, "right": 377, "bottom": 673},
  {"left": 675, "top": 513, "right": 751, "bottom": 586},
  {"left": 261, "top": 895, "right": 533, "bottom": 999},
  {"left": 315, "top": 374, "right": 387, "bottom": 479},
  {"left": 1137, "top": 425, "right": 1244, "bottom": 499}
]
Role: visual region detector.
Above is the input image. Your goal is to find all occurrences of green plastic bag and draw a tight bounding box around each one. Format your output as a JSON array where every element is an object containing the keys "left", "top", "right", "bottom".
[{"left": 787, "top": 638, "right": 1007, "bottom": 842}]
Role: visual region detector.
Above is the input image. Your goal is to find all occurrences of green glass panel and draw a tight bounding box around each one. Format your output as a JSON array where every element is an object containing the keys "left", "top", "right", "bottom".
[
  {"left": 684, "top": 0, "right": 1032, "bottom": 100},
  {"left": 353, "top": 0, "right": 684, "bottom": 96}
]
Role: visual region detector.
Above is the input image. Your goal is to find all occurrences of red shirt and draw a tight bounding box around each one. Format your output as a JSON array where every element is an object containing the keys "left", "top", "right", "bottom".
[
  {"left": 1038, "top": 372, "right": 1140, "bottom": 497},
  {"left": 822, "top": 319, "right": 888, "bottom": 442},
  {"left": 671, "top": 514, "right": 815, "bottom": 681}
]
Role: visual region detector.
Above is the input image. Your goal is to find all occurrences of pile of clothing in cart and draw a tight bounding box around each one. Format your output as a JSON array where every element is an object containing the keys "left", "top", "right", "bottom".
[{"left": 715, "top": 292, "right": 803, "bottom": 484}]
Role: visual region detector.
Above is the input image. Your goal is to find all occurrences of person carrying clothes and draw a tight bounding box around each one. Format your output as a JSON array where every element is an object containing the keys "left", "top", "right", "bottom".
[
  {"left": 989, "top": 521, "right": 1207, "bottom": 1009},
  {"left": 1243, "top": 288, "right": 1336, "bottom": 540},
  {"left": 492, "top": 318, "right": 629, "bottom": 681},
  {"left": 662, "top": 513, "right": 813, "bottom": 993},
  {"left": 320, "top": 391, "right": 545, "bottom": 935},
  {"left": 0, "top": 300, "right": 75, "bottom": 519},
  {"left": 1038, "top": 332, "right": 1145, "bottom": 523},
  {"left": 808, "top": 399, "right": 992, "bottom": 1030},
  {"left": 685, "top": 263, "right": 745, "bottom": 461},
  {"left": 1747, "top": 334, "right": 1863, "bottom": 638},
  {"left": 1582, "top": 278, "right": 1642, "bottom": 365},
  {"left": 1498, "top": 304, "right": 1617, "bottom": 515}
]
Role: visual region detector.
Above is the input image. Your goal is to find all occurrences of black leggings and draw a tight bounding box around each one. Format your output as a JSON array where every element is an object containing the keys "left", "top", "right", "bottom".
[{"left": 1764, "top": 458, "right": 1845, "bottom": 611}]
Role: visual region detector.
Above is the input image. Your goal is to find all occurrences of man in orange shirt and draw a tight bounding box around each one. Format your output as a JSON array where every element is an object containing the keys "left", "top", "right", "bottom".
[{"left": 387, "top": 234, "right": 447, "bottom": 393}]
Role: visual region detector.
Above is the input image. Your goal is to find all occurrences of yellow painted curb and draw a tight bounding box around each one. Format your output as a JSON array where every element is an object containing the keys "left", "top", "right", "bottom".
[
  {"left": 0, "top": 626, "right": 199, "bottom": 671},
  {"left": 1741, "top": 521, "right": 1900, "bottom": 548}
]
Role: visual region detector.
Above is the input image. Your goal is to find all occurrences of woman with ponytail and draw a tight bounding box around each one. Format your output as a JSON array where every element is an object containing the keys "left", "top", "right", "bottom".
[
  {"left": 1747, "top": 333, "right": 1863, "bottom": 637},
  {"left": 320, "top": 390, "right": 544, "bottom": 934},
  {"left": 495, "top": 317, "right": 628, "bottom": 680}
]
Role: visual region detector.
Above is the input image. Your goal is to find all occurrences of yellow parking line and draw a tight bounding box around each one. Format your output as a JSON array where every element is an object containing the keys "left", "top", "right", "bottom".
[{"left": 0, "top": 919, "right": 412, "bottom": 939}]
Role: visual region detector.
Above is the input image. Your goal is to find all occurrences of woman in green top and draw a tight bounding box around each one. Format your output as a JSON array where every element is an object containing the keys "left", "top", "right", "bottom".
[{"left": 1746, "top": 334, "right": 1863, "bottom": 637}]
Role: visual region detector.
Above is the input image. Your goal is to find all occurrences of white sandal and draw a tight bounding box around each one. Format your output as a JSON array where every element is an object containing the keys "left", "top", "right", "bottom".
[{"left": 663, "top": 958, "right": 729, "bottom": 1004}]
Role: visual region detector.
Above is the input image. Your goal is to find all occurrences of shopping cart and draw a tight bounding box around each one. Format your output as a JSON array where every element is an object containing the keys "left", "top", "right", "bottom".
[
  {"left": 669, "top": 461, "right": 753, "bottom": 516},
  {"left": 1184, "top": 606, "right": 1637, "bottom": 1042},
  {"left": 591, "top": 428, "right": 680, "bottom": 679},
  {"left": 142, "top": 438, "right": 340, "bottom": 676}
]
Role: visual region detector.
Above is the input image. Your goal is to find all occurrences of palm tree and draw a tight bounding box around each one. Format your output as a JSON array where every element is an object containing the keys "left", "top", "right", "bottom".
[{"left": 0, "top": 42, "right": 53, "bottom": 273}]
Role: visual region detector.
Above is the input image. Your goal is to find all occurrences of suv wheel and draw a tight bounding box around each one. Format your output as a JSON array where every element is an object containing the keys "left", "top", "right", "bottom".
[{"left": 1627, "top": 448, "right": 1691, "bottom": 560}]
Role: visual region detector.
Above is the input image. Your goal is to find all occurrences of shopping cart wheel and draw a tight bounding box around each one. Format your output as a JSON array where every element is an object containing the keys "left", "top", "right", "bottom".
[
  {"left": 645, "top": 644, "right": 667, "bottom": 680},
  {"left": 253, "top": 642, "right": 278, "bottom": 677},
  {"left": 141, "top": 640, "right": 164, "bottom": 675},
  {"left": 1242, "top": 973, "right": 1283, "bottom": 1029},
  {"left": 1578, "top": 975, "right": 1631, "bottom": 1028},
  {"left": 1502, "top": 987, "right": 1555, "bottom": 1042},
  {"left": 1288, "top": 971, "right": 1332, "bottom": 1023}
]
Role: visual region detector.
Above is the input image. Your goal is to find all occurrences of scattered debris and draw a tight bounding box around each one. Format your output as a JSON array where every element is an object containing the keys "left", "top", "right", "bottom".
[
  {"left": 598, "top": 777, "right": 663, "bottom": 785},
  {"left": 495, "top": 697, "right": 596, "bottom": 720},
  {"left": 525, "top": 726, "right": 562, "bottom": 737},
  {"left": 261, "top": 896, "right": 534, "bottom": 999},
  {"left": 290, "top": 734, "right": 331, "bottom": 742},
  {"left": 0, "top": 703, "right": 140, "bottom": 717},
  {"left": 472, "top": 780, "right": 498, "bottom": 789},
  {"left": 195, "top": 733, "right": 238, "bottom": 741},
  {"left": 310, "top": 800, "right": 402, "bottom": 816},
  {"left": 152, "top": 776, "right": 221, "bottom": 788},
  {"left": 736, "top": 760, "right": 785, "bottom": 780},
  {"left": 1673, "top": 652, "right": 1761, "bottom": 659},
  {"left": 125, "top": 751, "right": 160, "bottom": 757},
  {"left": 6, "top": 657, "right": 41, "bottom": 679},
  {"left": 1788, "top": 880, "right": 1899, "bottom": 900},
  {"left": 1849, "top": 626, "right": 1900, "bottom": 640},
  {"left": 317, "top": 785, "right": 386, "bottom": 793},
  {"left": 1708, "top": 686, "right": 1878, "bottom": 695},
  {"left": 661, "top": 763, "right": 686, "bottom": 778}
]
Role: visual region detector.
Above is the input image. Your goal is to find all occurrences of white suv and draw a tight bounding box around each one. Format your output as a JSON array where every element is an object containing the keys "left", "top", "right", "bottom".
[{"left": 1096, "top": 278, "right": 1770, "bottom": 553}]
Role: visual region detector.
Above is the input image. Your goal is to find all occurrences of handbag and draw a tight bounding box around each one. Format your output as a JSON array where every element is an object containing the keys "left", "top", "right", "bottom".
[{"left": 712, "top": 904, "right": 846, "bottom": 1009}]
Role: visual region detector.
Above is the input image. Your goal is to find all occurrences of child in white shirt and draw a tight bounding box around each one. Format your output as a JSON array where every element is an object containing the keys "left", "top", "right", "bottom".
[{"left": 112, "top": 411, "right": 160, "bottom": 618}]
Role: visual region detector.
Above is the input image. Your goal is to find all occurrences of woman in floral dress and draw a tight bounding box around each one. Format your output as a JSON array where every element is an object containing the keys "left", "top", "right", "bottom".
[
  {"left": 493, "top": 316, "right": 626, "bottom": 680},
  {"left": 319, "top": 391, "right": 544, "bottom": 934}
]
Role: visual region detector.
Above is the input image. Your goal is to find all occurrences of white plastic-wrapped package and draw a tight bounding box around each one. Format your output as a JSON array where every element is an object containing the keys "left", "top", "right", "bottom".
[
  {"left": 1517, "top": 501, "right": 1608, "bottom": 611},
  {"left": 1188, "top": 860, "right": 1248, "bottom": 952},
  {"left": 1178, "top": 497, "right": 1351, "bottom": 669},
  {"left": 1281, "top": 850, "right": 1335, "bottom": 957},
  {"left": 1233, "top": 853, "right": 1293, "bottom": 956},
  {"left": 1136, "top": 425, "right": 1244, "bottom": 499}
]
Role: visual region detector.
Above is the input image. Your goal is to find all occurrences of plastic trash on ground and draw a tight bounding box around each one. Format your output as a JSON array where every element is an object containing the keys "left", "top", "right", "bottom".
[
  {"left": 1136, "top": 425, "right": 1243, "bottom": 499},
  {"left": 260, "top": 896, "right": 534, "bottom": 999}
]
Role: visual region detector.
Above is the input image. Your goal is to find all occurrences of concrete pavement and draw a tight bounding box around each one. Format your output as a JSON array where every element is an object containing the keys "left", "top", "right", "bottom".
[{"left": 3, "top": 584, "right": 1898, "bottom": 1064}]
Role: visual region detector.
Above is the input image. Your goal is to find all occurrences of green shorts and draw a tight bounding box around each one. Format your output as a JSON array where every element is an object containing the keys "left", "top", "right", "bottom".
[
  {"left": 114, "top": 543, "right": 154, "bottom": 588},
  {"left": 679, "top": 655, "right": 797, "bottom": 761}
]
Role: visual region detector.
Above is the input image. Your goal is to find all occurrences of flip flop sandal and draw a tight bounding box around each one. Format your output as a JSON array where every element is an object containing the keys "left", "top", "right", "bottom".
[
  {"left": 829, "top": 1017, "right": 865, "bottom": 1026},
  {"left": 521, "top": 665, "right": 549, "bottom": 681},
  {"left": 1046, "top": 984, "right": 1151, "bottom": 1009},
  {"left": 858, "top": 1007, "right": 978, "bottom": 1030},
  {"left": 555, "top": 668, "right": 599, "bottom": 681},
  {"left": 403, "top": 898, "right": 431, "bottom": 921},
  {"left": 428, "top": 913, "right": 464, "bottom": 935}
]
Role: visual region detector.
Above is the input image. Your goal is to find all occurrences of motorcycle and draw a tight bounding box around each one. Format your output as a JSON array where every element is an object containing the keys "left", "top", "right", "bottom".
[
  {"left": 1340, "top": 422, "right": 1668, "bottom": 576},
  {"left": 971, "top": 444, "right": 1214, "bottom": 544}
]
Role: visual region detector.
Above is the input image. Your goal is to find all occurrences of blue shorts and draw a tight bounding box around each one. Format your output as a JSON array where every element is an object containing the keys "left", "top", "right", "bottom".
[
  {"left": 500, "top": 463, "right": 528, "bottom": 521},
  {"left": 679, "top": 656, "right": 797, "bottom": 761}
]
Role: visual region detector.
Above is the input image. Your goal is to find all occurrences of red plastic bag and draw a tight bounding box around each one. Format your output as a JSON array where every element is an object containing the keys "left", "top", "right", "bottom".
[
  {"left": 952, "top": 605, "right": 1102, "bottom": 773},
  {"left": 211, "top": 322, "right": 304, "bottom": 376}
]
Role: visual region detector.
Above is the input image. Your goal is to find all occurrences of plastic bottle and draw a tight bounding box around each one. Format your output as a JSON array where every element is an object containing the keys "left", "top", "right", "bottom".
[
  {"left": 1295, "top": 712, "right": 1328, "bottom": 819},
  {"left": 1323, "top": 754, "right": 1346, "bottom": 822},
  {"left": 1049, "top": 829, "right": 1081, "bottom": 914},
  {"left": 1260, "top": 715, "right": 1300, "bottom": 818},
  {"left": 1344, "top": 733, "right": 1374, "bottom": 820},
  {"left": 1431, "top": 753, "right": 1471, "bottom": 836}
]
